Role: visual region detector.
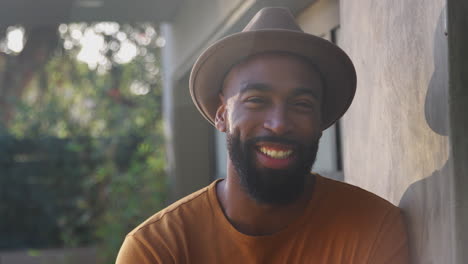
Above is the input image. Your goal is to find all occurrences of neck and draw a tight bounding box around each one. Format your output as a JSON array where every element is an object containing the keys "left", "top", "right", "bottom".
[{"left": 216, "top": 161, "right": 314, "bottom": 236}]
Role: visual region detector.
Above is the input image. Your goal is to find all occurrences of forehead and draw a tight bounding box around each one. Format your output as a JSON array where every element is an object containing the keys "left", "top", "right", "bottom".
[{"left": 222, "top": 52, "right": 323, "bottom": 98}]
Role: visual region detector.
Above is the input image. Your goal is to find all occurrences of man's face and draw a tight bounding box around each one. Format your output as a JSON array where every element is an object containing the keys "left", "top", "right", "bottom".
[{"left": 215, "top": 52, "right": 323, "bottom": 205}]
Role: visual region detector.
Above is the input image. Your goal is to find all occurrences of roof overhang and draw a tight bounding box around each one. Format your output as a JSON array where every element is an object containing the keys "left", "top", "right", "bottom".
[{"left": 0, "top": 0, "right": 184, "bottom": 26}]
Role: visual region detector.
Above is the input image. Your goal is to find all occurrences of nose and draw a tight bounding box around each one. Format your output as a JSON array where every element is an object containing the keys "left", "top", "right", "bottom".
[{"left": 263, "top": 105, "right": 292, "bottom": 135}]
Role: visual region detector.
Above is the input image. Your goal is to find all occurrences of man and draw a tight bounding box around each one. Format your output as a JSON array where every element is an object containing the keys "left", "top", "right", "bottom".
[{"left": 116, "top": 7, "right": 409, "bottom": 263}]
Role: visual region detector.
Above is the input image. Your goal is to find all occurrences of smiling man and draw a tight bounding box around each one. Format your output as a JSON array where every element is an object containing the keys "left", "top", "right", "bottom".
[
  {"left": 116, "top": 7, "right": 409, "bottom": 264},
  {"left": 219, "top": 52, "right": 324, "bottom": 209}
]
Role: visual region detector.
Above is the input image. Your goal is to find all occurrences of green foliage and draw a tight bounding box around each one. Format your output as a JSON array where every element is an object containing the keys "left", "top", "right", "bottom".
[
  {"left": 0, "top": 22, "right": 167, "bottom": 263},
  {"left": 0, "top": 136, "right": 97, "bottom": 249},
  {"left": 95, "top": 130, "right": 166, "bottom": 262}
]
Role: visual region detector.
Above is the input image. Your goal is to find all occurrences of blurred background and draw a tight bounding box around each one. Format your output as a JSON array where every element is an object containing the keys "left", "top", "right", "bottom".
[
  {"left": 0, "top": 2, "right": 169, "bottom": 263},
  {"left": 1, "top": 0, "right": 467, "bottom": 264}
]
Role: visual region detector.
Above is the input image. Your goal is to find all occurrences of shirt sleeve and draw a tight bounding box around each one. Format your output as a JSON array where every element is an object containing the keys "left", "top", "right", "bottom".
[
  {"left": 116, "top": 235, "right": 172, "bottom": 264},
  {"left": 367, "top": 207, "right": 410, "bottom": 264}
]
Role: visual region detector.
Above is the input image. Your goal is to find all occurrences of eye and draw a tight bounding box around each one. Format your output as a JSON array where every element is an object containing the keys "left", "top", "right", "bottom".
[
  {"left": 292, "top": 100, "right": 315, "bottom": 109},
  {"left": 242, "top": 96, "right": 269, "bottom": 110},
  {"left": 244, "top": 96, "right": 267, "bottom": 105}
]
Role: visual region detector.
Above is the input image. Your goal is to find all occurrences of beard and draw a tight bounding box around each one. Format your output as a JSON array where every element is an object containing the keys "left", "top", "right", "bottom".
[{"left": 227, "top": 132, "right": 319, "bottom": 205}]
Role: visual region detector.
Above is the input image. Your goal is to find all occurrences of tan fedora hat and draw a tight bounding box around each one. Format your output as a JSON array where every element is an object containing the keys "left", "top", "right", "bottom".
[{"left": 189, "top": 7, "right": 356, "bottom": 130}]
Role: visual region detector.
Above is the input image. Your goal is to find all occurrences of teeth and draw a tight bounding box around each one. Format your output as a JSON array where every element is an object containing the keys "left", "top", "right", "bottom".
[{"left": 259, "top": 147, "right": 293, "bottom": 159}]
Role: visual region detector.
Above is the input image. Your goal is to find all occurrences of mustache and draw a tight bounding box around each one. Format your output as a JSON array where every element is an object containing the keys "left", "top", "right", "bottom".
[{"left": 246, "top": 136, "right": 301, "bottom": 147}]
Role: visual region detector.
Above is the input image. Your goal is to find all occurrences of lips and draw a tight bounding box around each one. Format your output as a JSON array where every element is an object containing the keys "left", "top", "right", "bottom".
[
  {"left": 258, "top": 146, "right": 293, "bottom": 159},
  {"left": 255, "top": 143, "right": 296, "bottom": 169}
]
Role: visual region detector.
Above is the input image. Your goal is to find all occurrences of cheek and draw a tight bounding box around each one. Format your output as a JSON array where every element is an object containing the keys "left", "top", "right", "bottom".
[
  {"left": 225, "top": 100, "right": 257, "bottom": 133},
  {"left": 226, "top": 113, "right": 254, "bottom": 138},
  {"left": 293, "top": 115, "right": 322, "bottom": 139}
]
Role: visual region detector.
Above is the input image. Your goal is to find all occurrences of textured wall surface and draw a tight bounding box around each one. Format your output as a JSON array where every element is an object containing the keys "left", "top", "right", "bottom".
[{"left": 339, "top": 0, "right": 456, "bottom": 263}]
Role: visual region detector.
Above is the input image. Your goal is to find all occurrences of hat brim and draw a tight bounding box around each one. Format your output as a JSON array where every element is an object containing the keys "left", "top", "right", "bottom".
[{"left": 189, "top": 29, "right": 357, "bottom": 130}]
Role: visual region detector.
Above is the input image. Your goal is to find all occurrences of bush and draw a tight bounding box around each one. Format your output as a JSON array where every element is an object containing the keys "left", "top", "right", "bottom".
[
  {"left": 0, "top": 136, "right": 97, "bottom": 249},
  {"left": 0, "top": 22, "right": 167, "bottom": 263}
]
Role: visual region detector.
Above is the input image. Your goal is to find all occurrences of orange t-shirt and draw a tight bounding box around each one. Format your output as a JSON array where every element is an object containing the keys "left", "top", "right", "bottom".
[{"left": 116, "top": 175, "right": 409, "bottom": 263}]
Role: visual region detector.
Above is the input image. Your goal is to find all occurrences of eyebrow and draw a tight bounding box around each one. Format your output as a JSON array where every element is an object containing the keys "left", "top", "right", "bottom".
[
  {"left": 239, "top": 82, "right": 271, "bottom": 95},
  {"left": 239, "top": 82, "right": 321, "bottom": 100}
]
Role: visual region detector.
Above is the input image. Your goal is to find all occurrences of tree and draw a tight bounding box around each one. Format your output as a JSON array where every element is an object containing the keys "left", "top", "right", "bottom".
[{"left": 0, "top": 22, "right": 167, "bottom": 263}]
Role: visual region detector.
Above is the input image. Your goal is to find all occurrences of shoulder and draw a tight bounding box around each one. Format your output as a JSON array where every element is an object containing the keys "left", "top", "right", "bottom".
[
  {"left": 116, "top": 181, "right": 220, "bottom": 264},
  {"left": 315, "top": 174, "right": 399, "bottom": 213},
  {"left": 129, "top": 180, "right": 217, "bottom": 237},
  {"left": 314, "top": 175, "right": 407, "bottom": 244},
  {"left": 312, "top": 174, "right": 405, "bottom": 240},
  {"left": 316, "top": 177, "right": 410, "bottom": 263}
]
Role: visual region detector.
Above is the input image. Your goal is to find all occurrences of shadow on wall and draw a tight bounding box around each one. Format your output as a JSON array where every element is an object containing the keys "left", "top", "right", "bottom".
[{"left": 398, "top": 7, "right": 456, "bottom": 264}]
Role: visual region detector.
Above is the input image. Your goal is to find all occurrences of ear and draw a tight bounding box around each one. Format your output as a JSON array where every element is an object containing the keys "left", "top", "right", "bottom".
[{"left": 215, "top": 94, "right": 227, "bottom": 132}]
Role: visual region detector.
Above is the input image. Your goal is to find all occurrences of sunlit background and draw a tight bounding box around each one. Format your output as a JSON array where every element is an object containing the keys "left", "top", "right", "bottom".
[
  {"left": 0, "top": 22, "right": 167, "bottom": 263},
  {"left": 3, "top": 23, "right": 166, "bottom": 66}
]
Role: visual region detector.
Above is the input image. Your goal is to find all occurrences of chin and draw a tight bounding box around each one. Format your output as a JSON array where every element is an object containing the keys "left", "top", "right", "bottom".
[{"left": 227, "top": 131, "right": 320, "bottom": 204}]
